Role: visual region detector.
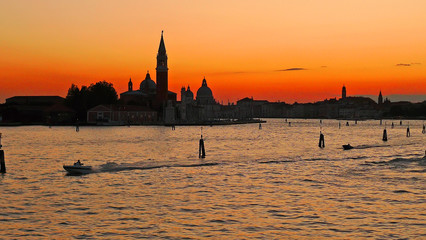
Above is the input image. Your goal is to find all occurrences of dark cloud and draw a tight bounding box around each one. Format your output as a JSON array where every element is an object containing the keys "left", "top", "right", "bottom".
[
  {"left": 396, "top": 63, "right": 421, "bottom": 67},
  {"left": 277, "top": 68, "right": 307, "bottom": 71}
]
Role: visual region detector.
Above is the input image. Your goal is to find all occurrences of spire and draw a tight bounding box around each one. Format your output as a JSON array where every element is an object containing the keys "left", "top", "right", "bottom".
[
  {"left": 145, "top": 71, "right": 151, "bottom": 80},
  {"left": 202, "top": 77, "right": 207, "bottom": 87},
  {"left": 158, "top": 30, "right": 166, "bottom": 54},
  {"left": 128, "top": 77, "right": 133, "bottom": 92},
  {"left": 378, "top": 90, "right": 383, "bottom": 104}
]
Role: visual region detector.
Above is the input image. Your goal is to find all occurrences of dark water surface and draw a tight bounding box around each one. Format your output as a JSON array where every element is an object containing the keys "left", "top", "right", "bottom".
[{"left": 1, "top": 119, "right": 425, "bottom": 239}]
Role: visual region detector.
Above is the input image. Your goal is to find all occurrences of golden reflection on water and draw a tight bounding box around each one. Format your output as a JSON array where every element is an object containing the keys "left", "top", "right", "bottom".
[{"left": 0, "top": 119, "right": 425, "bottom": 238}]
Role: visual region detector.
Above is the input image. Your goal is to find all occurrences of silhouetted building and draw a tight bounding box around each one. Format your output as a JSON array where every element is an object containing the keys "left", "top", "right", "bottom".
[
  {"left": 378, "top": 90, "right": 383, "bottom": 104},
  {"left": 237, "top": 97, "right": 268, "bottom": 119},
  {"left": 175, "top": 77, "right": 221, "bottom": 123},
  {"left": 119, "top": 32, "right": 176, "bottom": 119},
  {"left": 6, "top": 96, "right": 64, "bottom": 105},
  {"left": 1, "top": 96, "right": 75, "bottom": 124}
]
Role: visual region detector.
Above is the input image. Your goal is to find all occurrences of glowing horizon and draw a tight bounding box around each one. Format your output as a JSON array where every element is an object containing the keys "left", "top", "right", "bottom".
[{"left": 1, "top": 0, "right": 425, "bottom": 103}]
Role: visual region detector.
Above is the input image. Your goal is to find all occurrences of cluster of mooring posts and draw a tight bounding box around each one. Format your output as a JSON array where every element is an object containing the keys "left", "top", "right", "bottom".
[
  {"left": 48, "top": 118, "right": 426, "bottom": 163},
  {"left": 256, "top": 119, "right": 422, "bottom": 151},
  {"left": 0, "top": 133, "right": 5, "bottom": 173},
  {"left": 314, "top": 119, "right": 423, "bottom": 149}
]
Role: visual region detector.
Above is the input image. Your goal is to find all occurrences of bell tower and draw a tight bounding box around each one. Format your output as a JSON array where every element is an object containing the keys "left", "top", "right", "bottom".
[
  {"left": 342, "top": 85, "right": 347, "bottom": 99},
  {"left": 156, "top": 31, "right": 168, "bottom": 104},
  {"left": 128, "top": 78, "right": 133, "bottom": 92},
  {"left": 378, "top": 90, "right": 383, "bottom": 104}
]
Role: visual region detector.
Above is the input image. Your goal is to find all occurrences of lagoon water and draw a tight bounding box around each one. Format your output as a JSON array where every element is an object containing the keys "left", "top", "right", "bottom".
[{"left": 0, "top": 119, "right": 425, "bottom": 239}]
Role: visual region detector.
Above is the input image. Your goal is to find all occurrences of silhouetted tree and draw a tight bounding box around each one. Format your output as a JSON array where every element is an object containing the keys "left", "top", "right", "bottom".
[
  {"left": 87, "top": 81, "right": 118, "bottom": 107},
  {"left": 65, "top": 81, "right": 118, "bottom": 122}
]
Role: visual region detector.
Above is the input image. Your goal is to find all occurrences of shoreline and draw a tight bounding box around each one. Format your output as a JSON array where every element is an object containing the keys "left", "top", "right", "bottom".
[
  {"left": 1, "top": 117, "right": 425, "bottom": 127},
  {"left": 0, "top": 119, "right": 267, "bottom": 127}
]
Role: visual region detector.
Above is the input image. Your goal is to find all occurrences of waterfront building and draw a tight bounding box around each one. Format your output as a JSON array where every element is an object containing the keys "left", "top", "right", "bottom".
[{"left": 87, "top": 105, "right": 157, "bottom": 125}]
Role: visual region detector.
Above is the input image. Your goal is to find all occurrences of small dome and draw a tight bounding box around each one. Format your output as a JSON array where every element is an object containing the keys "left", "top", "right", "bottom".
[
  {"left": 140, "top": 71, "right": 156, "bottom": 92},
  {"left": 186, "top": 86, "right": 194, "bottom": 98}
]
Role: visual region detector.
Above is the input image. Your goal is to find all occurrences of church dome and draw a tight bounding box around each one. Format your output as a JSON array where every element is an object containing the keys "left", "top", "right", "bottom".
[
  {"left": 140, "top": 71, "right": 156, "bottom": 92},
  {"left": 197, "top": 78, "right": 212, "bottom": 98},
  {"left": 196, "top": 77, "right": 214, "bottom": 104}
]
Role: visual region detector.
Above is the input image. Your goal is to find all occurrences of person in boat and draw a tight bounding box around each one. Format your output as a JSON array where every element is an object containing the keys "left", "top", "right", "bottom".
[{"left": 74, "top": 160, "right": 83, "bottom": 166}]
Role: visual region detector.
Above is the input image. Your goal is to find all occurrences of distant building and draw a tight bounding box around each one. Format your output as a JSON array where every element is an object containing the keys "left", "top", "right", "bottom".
[
  {"left": 342, "top": 85, "right": 347, "bottom": 99},
  {"left": 177, "top": 77, "right": 220, "bottom": 123},
  {"left": 236, "top": 97, "right": 269, "bottom": 119}
]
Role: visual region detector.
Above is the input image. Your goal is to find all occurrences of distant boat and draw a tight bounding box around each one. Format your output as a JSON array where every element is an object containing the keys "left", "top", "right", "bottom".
[
  {"left": 342, "top": 144, "right": 354, "bottom": 150},
  {"left": 63, "top": 161, "right": 92, "bottom": 174}
]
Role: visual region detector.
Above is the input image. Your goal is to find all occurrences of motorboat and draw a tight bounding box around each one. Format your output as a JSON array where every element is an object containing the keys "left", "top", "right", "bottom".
[
  {"left": 342, "top": 144, "right": 354, "bottom": 150},
  {"left": 63, "top": 161, "right": 92, "bottom": 174}
]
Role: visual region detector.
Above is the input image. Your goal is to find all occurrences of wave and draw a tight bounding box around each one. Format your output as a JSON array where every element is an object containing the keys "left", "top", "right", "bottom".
[
  {"left": 388, "top": 157, "right": 426, "bottom": 164},
  {"left": 259, "top": 160, "right": 295, "bottom": 164},
  {"left": 364, "top": 157, "right": 426, "bottom": 166},
  {"left": 96, "top": 161, "right": 219, "bottom": 173},
  {"left": 355, "top": 144, "right": 391, "bottom": 149}
]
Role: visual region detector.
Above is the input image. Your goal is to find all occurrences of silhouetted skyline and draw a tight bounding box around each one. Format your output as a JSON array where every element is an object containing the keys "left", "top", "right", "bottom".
[{"left": 1, "top": 1, "right": 425, "bottom": 103}]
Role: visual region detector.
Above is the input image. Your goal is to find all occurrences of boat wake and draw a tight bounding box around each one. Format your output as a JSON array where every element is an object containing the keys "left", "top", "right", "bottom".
[
  {"left": 363, "top": 156, "right": 426, "bottom": 167},
  {"left": 66, "top": 161, "right": 220, "bottom": 175},
  {"left": 355, "top": 144, "right": 391, "bottom": 149}
]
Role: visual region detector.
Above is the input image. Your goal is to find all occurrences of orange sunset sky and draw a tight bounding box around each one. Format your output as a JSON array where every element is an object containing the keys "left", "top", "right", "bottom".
[{"left": 1, "top": 0, "right": 425, "bottom": 103}]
